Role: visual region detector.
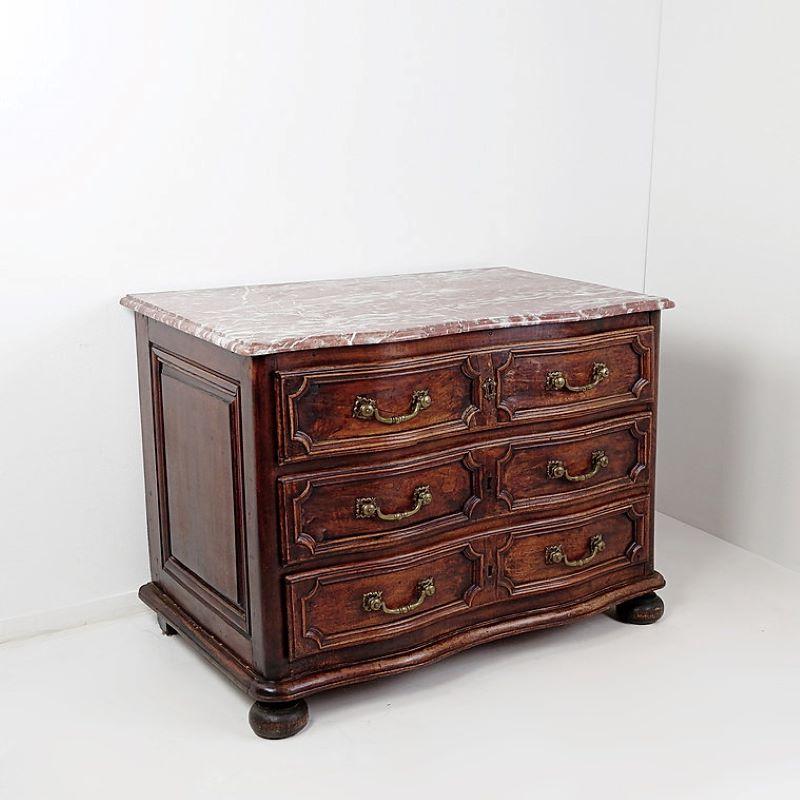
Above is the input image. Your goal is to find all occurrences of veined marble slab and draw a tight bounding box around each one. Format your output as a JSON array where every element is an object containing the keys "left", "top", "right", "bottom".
[{"left": 120, "top": 267, "right": 674, "bottom": 357}]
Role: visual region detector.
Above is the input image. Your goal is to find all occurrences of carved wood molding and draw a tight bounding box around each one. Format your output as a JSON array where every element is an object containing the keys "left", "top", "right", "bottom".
[
  {"left": 278, "top": 446, "right": 485, "bottom": 564},
  {"left": 149, "top": 346, "right": 250, "bottom": 635},
  {"left": 494, "top": 326, "right": 654, "bottom": 423},
  {"left": 286, "top": 540, "right": 487, "bottom": 659},
  {"left": 493, "top": 351, "right": 514, "bottom": 423},
  {"left": 495, "top": 498, "right": 651, "bottom": 598},
  {"left": 461, "top": 353, "right": 484, "bottom": 427},
  {"left": 141, "top": 571, "right": 667, "bottom": 701},
  {"left": 495, "top": 413, "right": 652, "bottom": 512},
  {"left": 275, "top": 350, "right": 484, "bottom": 463}
]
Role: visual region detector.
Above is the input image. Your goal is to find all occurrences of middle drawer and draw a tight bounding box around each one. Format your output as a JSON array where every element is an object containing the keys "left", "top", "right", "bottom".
[
  {"left": 279, "top": 413, "right": 651, "bottom": 565},
  {"left": 279, "top": 447, "right": 485, "bottom": 564}
]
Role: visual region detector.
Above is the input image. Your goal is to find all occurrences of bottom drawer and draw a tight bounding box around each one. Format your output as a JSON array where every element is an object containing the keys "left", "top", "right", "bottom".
[
  {"left": 497, "top": 500, "right": 650, "bottom": 598},
  {"left": 286, "top": 537, "right": 489, "bottom": 660},
  {"left": 286, "top": 499, "right": 651, "bottom": 662}
]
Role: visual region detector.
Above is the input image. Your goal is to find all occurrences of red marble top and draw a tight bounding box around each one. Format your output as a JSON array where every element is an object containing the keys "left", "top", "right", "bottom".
[{"left": 121, "top": 268, "right": 673, "bottom": 356}]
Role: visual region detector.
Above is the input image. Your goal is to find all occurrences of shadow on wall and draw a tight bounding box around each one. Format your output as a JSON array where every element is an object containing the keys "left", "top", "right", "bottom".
[{"left": 655, "top": 334, "right": 800, "bottom": 572}]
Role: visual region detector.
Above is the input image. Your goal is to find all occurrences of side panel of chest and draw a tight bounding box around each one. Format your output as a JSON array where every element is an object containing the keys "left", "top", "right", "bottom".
[{"left": 135, "top": 317, "right": 257, "bottom": 664}]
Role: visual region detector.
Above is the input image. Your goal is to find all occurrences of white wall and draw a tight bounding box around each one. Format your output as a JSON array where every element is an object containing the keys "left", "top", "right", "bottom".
[
  {"left": 646, "top": 1, "right": 800, "bottom": 570},
  {"left": 0, "top": 1, "right": 662, "bottom": 630}
]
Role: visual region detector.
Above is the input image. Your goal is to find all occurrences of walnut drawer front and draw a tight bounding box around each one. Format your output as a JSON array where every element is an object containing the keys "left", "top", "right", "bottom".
[
  {"left": 496, "top": 413, "right": 651, "bottom": 512},
  {"left": 275, "top": 352, "right": 481, "bottom": 462},
  {"left": 285, "top": 538, "right": 488, "bottom": 660},
  {"left": 497, "top": 500, "right": 650, "bottom": 598},
  {"left": 279, "top": 447, "right": 484, "bottom": 564},
  {"left": 496, "top": 326, "right": 653, "bottom": 422}
]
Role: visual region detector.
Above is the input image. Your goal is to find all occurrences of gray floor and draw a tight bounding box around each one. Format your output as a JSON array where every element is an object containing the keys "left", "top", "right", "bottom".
[{"left": 1, "top": 513, "right": 798, "bottom": 800}]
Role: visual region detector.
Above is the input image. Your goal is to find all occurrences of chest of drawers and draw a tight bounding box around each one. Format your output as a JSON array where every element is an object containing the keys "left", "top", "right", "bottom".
[{"left": 122, "top": 267, "right": 673, "bottom": 738}]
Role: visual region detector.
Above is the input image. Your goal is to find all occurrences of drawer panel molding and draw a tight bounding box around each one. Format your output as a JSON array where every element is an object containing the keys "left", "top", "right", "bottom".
[
  {"left": 279, "top": 447, "right": 484, "bottom": 563},
  {"left": 150, "top": 347, "right": 250, "bottom": 634},
  {"left": 286, "top": 539, "right": 488, "bottom": 659},
  {"left": 494, "top": 326, "right": 654, "bottom": 423},
  {"left": 276, "top": 352, "right": 483, "bottom": 462},
  {"left": 496, "top": 500, "right": 649, "bottom": 598},
  {"left": 496, "top": 414, "right": 651, "bottom": 512}
]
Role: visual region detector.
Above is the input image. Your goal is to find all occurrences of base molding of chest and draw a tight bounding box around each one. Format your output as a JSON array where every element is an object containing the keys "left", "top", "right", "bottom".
[{"left": 140, "top": 571, "right": 664, "bottom": 702}]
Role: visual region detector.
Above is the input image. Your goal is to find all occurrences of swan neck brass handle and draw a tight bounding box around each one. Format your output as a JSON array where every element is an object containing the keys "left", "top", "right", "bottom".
[
  {"left": 353, "top": 389, "right": 432, "bottom": 425},
  {"left": 546, "top": 362, "right": 610, "bottom": 393},
  {"left": 362, "top": 578, "right": 436, "bottom": 616},
  {"left": 547, "top": 450, "right": 609, "bottom": 482},
  {"left": 545, "top": 535, "right": 606, "bottom": 568},
  {"left": 355, "top": 486, "right": 433, "bottom": 522}
]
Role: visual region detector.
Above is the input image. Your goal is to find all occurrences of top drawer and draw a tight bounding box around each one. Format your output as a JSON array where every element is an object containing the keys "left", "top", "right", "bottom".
[
  {"left": 496, "top": 327, "right": 654, "bottom": 423},
  {"left": 275, "top": 324, "right": 656, "bottom": 463},
  {"left": 276, "top": 351, "right": 482, "bottom": 462}
]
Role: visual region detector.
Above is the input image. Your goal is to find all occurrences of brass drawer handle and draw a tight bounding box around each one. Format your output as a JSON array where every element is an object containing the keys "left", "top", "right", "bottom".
[
  {"left": 353, "top": 389, "right": 431, "bottom": 425},
  {"left": 362, "top": 577, "right": 436, "bottom": 615},
  {"left": 545, "top": 535, "right": 606, "bottom": 568},
  {"left": 547, "top": 449, "right": 609, "bottom": 482},
  {"left": 355, "top": 485, "right": 433, "bottom": 522},
  {"left": 546, "top": 362, "right": 610, "bottom": 393}
]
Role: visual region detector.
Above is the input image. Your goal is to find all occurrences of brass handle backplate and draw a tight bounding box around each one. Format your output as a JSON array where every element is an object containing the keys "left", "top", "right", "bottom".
[
  {"left": 545, "top": 534, "right": 606, "bottom": 568},
  {"left": 353, "top": 389, "right": 432, "bottom": 425},
  {"left": 547, "top": 450, "right": 609, "bottom": 482},
  {"left": 546, "top": 362, "right": 610, "bottom": 393},
  {"left": 362, "top": 577, "right": 436, "bottom": 616},
  {"left": 355, "top": 485, "right": 433, "bottom": 522}
]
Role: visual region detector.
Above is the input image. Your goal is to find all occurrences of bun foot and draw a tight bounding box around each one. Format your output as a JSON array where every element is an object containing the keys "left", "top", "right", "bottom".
[
  {"left": 249, "top": 700, "right": 309, "bottom": 739},
  {"left": 616, "top": 591, "right": 664, "bottom": 625},
  {"left": 157, "top": 613, "right": 177, "bottom": 636}
]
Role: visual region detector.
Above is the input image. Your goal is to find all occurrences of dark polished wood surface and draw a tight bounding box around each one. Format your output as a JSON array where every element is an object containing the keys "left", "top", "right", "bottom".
[{"left": 132, "top": 309, "right": 666, "bottom": 738}]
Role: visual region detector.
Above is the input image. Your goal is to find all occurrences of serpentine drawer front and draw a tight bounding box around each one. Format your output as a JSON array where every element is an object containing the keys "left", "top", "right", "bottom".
[
  {"left": 122, "top": 267, "right": 673, "bottom": 738},
  {"left": 286, "top": 499, "right": 651, "bottom": 661},
  {"left": 275, "top": 352, "right": 481, "bottom": 462},
  {"left": 496, "top": 500, "right": 651, "bottom": 598},
  {"left": 278, "top": 445, "right": 485, "bottom": 564},
  {"left": 496, "top": 326, "right": 654, "bottom": 422},
  {"left": 496, "top": 413, "right": 652, "bottom": 512},
  {"left": 285, "top": 537, "right": 489, "bottom": 660}
]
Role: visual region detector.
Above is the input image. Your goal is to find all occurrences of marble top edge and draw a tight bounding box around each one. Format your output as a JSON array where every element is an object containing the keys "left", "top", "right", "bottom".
[{"left": 120, "top": 267, "right": 674, "bottom": 357}]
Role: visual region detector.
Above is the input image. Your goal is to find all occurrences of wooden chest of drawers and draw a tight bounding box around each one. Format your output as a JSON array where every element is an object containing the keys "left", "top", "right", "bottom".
[{"left": 122, "top": 268, "right": 673, "bottom": 738}]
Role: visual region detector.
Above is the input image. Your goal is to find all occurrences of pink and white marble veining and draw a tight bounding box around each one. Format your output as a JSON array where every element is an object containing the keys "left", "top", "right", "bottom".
[{"left": 120, "top": 268, "right": 674, "bottom": 357}]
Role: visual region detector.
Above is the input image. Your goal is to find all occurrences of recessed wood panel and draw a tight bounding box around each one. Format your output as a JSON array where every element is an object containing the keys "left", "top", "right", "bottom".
[
  {"left": 152, "top": 348, "right": 249, "bottom": 633},
  {"left": 276, "top": 352, "right": 482, "bottom": 462},
  {"left": 286, "top": 539, "right": 487, "bottom": 659},
  {"left": 496, "top": 327, "right": 653, "bottom": 422},
  {"left": 496, "top": 414, "right": 651, "bottom": 512},
  {"left": 497, "top": 500, "right": 650, "bottom": 598},
  {"left": 279, "top": 447, "right": 483, "bottom": 563}
]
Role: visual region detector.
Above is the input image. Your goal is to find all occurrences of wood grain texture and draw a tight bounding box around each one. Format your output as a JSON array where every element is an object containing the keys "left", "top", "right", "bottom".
[
  {"left": 497, "top": 499, "right": 650, "bottom": 598},
  {"left": 153, "top": 347, "right": 249, "bottom": 633},
  {"left": 276, "top": 352, "right": 481, "bottom": 462},
  {"left": 496, "top": 413, "right": 651, "bottom": 512},
  {"left": 615, "top": 591, "right": 665, "bottom": 625},
  {"left": 249, "top": 699, "right": 308, "bottom": 739},
  {"left": 140, "top": 571, "right": 665, "bottom": 701},
  {"left": 131, "top": 309, "right": 667, "bottom": 733},
  {"left": 495, "top": 326, "right": 653, "bottom": 422},
  {"left": 286, "top": 538, "right": 486, "bottom": 659},
  {"left": 279, "top": 445, "right": 483, "bottom": 563}
]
